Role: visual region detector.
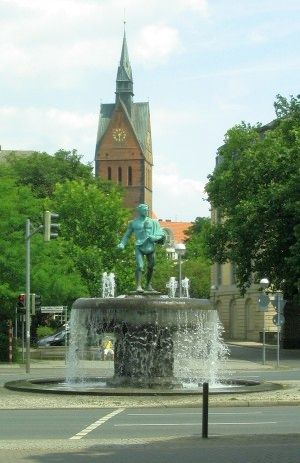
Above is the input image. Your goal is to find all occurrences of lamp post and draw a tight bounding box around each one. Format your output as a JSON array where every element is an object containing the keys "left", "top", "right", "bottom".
[
  {"left": 259, "top": 278, "right": 270, "bottom": 365},
  {"left": 175, "top": 243, "right": 186, "bottom": 298},
  {"left": 210, "top": 285, "right": 218, "bottom": 310}
]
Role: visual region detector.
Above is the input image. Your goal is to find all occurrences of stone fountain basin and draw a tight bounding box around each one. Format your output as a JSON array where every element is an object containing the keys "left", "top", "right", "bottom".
[
  {"left": 4, "top": 378, "right": 282, "bottom": 396},
  {"left": 72, "top": 296, "right": 213, "bottom": 326}
]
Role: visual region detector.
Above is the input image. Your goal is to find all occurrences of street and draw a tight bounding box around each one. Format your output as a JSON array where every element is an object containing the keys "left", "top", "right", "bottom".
[
  {"left": 1, "top": 407, "right": 300, "bottom": 463},
  {"left": 1, "top": 406, "right": 300, "bottom": 441},
  {"left": 1, "top": 343, "right": 300, "bottom": 462}
]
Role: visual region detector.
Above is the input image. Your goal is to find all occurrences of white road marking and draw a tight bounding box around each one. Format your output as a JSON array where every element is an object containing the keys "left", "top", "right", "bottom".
[
  {"left": 127, "top": 412, "right": 262, "bottom": 416},
  {"left": 114, "top": 421, "right": 277, "bottom": 427},
  {"left": 70, "top": 408, "right": 125, "bottom": 440},
  {"left": 211, "top": 422, "right": 277, "bottom": 426},
  {"left": 115, "top": 423, "right": 204, "bottom": 427}
]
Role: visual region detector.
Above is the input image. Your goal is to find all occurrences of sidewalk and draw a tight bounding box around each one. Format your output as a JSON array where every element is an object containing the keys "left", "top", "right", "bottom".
[{"left": 1, "top": 343, "right": 300, "bottom": 409}]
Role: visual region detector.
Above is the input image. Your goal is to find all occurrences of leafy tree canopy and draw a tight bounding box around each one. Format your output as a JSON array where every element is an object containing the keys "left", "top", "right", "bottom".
[
  {"left": 205, "top": 95, "right": 300, "bottom": 298},
  {"left": 183, "top": 217, "right": 211, "bottom": 298},
  {"left": 4, "top": 149, "right": 93, "bottom": 198},
  {"left": 0, "top": 150, "right": 132, "bottom": 329}
]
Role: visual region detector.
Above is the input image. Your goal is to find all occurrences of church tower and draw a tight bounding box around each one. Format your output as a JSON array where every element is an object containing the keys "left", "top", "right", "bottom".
[{"left": 95, "top": 31, "right": 153, "bottom": 213}]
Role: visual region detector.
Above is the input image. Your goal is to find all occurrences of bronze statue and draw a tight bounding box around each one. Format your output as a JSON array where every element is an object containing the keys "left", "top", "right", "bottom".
[{"left": 117, "top": 204, "right": 165, "bottom": 292}]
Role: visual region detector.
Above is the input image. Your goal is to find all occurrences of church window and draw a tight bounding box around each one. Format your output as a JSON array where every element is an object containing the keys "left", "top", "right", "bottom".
[
  {"left": 107, "top": 167, "right": 112, "bottom": 180},
  {"left": 118, "top": 167, "right": 122, "bottom": 184},
  {"left": 128, "top": 166, "right": 132, "bottom": 186}
]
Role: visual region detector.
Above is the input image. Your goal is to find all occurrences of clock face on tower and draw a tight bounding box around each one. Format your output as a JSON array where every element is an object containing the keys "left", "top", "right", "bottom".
[{"left": 112, "top": 128, "right": 127, "bottom": 142}]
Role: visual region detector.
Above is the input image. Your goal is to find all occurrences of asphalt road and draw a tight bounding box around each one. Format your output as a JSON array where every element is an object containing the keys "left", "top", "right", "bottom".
[
  {"left": 1, "top": 407, "right": 300, "bottom": 463},
  {"left": 1, "top": 406, "right": 300, "bottom": 440},
  {"left": 1, "top": 344, "right": 300, "bottom": 462}
]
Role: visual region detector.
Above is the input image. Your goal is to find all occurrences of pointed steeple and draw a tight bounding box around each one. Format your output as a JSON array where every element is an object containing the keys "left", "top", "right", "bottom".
[{"left": 116, "top": 29, "right": 134, "bottom": 114}]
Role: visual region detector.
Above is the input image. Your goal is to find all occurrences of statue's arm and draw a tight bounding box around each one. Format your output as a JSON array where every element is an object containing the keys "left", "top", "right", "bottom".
[
  {"left": 149, "top": 221, "right": 166, "bottom": 244},
  {"left": 117, "top": 222, "right": 133, "bottom": 249}
]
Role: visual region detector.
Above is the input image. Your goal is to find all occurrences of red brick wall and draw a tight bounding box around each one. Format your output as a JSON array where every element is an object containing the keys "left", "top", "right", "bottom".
[{"left": 95, "top": 106, "right": 152, "bottom": 212}]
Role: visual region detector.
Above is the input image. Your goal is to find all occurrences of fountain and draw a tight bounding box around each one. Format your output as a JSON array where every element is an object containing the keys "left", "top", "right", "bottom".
[
  {"left": 5, "top": 204, "right": 278, "bottom": 396},
  {"left": 166, "top": 277, "right": 178, "bottom": 298},
  {"left": 101, "top": 272, "right": 116, "bottom": 298},
  {"left": 65, "top": 294, "right": 227, "bottom": 389}
]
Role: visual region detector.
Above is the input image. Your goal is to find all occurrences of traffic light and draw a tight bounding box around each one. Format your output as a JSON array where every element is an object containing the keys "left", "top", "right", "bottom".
[
  {"left": 44, "top": 210, "right": 59, "bottom": 242},
  {"left": 31, "top": 293, "right": 42, "bottom": 315},
  {"left": 17, "top": 294, "right": 26, "bottom": 314}
]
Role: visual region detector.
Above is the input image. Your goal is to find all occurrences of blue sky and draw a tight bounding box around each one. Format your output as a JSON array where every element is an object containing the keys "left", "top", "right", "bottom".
[{"left": 1, "top": 0, "right": 299, "bottom": 221}]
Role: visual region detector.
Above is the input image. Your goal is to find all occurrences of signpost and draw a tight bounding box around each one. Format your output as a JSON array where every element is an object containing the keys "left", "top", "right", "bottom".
[
  {"left": 271, "top": 292, "right": 286, "bottom": 367},
  {"left": 40, "top": 306, "right": 65, "bottom": 313},
  {"left": 257, "top": 292, "right": 270, "bottom": 364}
]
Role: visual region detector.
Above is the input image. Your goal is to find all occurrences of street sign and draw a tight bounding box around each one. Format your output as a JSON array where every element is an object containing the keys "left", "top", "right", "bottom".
[
  {"left": 258, "top": 293, "right": 270, "bottom": 311},
  {"left": 272, "top": 314, "right": 285, "bottom": 326},
  {"left": 270, "top": 293, "right": 287, "bottom": 312},
  {"left": 41, "top": 306, "right": 65, "bottom": 313}
]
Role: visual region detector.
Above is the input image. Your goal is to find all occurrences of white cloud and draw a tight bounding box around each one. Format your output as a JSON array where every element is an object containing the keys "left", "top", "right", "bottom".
[
  {"left": 0, "top": 106, "right": 96, "bottom": 161},
  {"left": 181, "top": 0, "right": 209, "bottom": 14},
  {"left": 0, "top": 35, "right": 117, "bottom": 81},
  {"left": 134, "top": 24, "right": 182, "bottom": 66},
  {"left": 1, "top": 0, "right": 102, "bottom": 19},
  {"left": 248, "top": 30, "right": 268, "bottom": 44},
  {"left": 153, "top": 163, "right": 209, "bottom": 221},
  {"left": 151, "top": 106, "right": 203, "bottom": 135}
]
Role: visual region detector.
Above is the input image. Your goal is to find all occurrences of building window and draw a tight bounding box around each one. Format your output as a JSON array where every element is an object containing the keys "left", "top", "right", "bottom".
[
  {"left": 216, "top": 263, "right": 222, "bottom": 287},
  {"left": 231, "top": 263, "right": 237, "bottom": 285},
  {"left": 128, "top": 166, "right": 132, "bottom": 186},
  {"left": 118, "top": 167, "right": 122, "bottom": 184},
  {"left": 107, "top": 167, "right": 112, "bottom": 180}
]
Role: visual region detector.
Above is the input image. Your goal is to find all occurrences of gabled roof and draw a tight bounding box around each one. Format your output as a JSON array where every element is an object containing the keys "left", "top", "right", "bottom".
[
  {"left": 95, "top": 100, "right": 150, "bottom": 158},
  {"left": 158, "top": 220, "right": 192, "bottom": 244}
]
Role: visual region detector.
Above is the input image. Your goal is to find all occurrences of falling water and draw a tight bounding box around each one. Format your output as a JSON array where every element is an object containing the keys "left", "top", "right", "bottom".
[
  {"left": 66, "top": 296, "right": 229, "bottom": 388},
  {"left": 181, "top": 277, "right": 190, "bottom": 298},
  {"left": 166, "top": 277, "right": 178, "bottom": 298},
  {"left": 101, "top": 272, "right": 116, "bottom": 298}
]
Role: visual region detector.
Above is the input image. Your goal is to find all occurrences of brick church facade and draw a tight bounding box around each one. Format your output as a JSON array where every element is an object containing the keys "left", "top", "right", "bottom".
[{"left": 94, "top": 31, "right": 153, "bottom": 214}]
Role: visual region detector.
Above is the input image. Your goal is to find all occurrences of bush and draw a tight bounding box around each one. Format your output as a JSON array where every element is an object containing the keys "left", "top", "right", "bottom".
[{"left": 36, "top": 326, "right": 56, "bottom": 339}]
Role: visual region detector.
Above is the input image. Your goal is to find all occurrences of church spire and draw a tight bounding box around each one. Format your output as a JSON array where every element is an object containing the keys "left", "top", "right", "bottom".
[{"left": 116, "top": 28, "right": 134, "bottom": 113}]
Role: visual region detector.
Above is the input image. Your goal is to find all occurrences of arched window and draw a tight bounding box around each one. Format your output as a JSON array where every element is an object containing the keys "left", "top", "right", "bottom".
[
  {"left": 118, "top": 167, "right": 122, "bottom": 184},
  {"left": 128, "top": 166, "right": 132, "bottom": 186},
  {"left": 107, "top": 166, "right": 112, "bottom": 180}
]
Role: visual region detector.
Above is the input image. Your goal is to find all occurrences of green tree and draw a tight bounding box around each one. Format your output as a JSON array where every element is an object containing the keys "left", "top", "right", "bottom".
[
  {"left": 152, "top": 245, "right": 176, "bottom": 293},
  {"left": 205, "top": 95, "right": 300, "bottom": 298},
  {"left": 50, "top": 179, "right": 131, "bottom": 296},
  {"left": 0, "top": 176, "right": 42, "bottom": 315},
  {"left": 5, "top": 149, "right": 93, "bottom": 198},
  {"left": 0, "top": 150, "right": 132, "bottom": 356},
  {"left": 183, "top": 217, "right": 211, "bottom": 298}
]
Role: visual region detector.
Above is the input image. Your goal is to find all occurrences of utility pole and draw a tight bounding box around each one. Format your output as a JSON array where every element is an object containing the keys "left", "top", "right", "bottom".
[
  {"left": 25, "top": 219, "right": 31, "bottom": 373},
  {"left": 24, "top": 212, "right": 59, "bottom": 373}
]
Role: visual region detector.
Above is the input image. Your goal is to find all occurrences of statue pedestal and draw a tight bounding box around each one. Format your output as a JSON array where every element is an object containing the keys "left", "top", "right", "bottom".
[
  {"left": 113, "top": 321, "right": 176, "bottom": 387},
  {"left": 128, "top": 290, "right": 162, "bottom": 296}
]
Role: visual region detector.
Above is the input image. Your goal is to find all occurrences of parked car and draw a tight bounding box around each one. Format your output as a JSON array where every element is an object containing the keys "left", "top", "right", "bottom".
[{"left": 37, "top": 329, "right": 67, "bottom": 347}]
